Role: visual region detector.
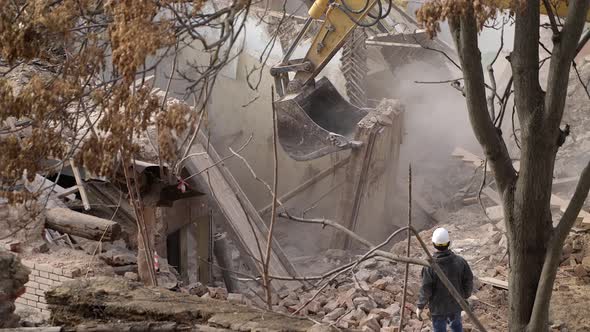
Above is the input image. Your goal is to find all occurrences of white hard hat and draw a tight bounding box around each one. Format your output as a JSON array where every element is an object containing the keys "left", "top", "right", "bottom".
[{"left": 432, "top": 228, "right": 450, "bottom": 246}]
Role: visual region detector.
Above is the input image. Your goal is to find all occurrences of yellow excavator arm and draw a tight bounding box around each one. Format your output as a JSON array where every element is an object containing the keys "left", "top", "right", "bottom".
[{"left": 272, "top": 0, "right": 589, "bottom": 95}]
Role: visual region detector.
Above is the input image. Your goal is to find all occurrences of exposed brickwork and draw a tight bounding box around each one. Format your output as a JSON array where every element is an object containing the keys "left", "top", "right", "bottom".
[{"left": 16, "top": 260, "right": 80, "bottom": 314}]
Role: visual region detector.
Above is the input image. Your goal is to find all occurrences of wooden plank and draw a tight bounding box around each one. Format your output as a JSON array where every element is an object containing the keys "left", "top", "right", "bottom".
[
  {"left": 183, "top": 131, "right": 298, "bottom": 289},
  {"left": 26, "top": 174, "right": 77, "bottom": 201},
  {"left": 57, "top": 186, "right": 80, "bottom": 198},
  {"left": 70, "top": 159, "right": 91, "bottom": 210},
  {"left": 479, "top": 277, "right": 509, "bottom": 290},
  {"left": 366, "top": 40, "right": 423, "bottom": 48}
]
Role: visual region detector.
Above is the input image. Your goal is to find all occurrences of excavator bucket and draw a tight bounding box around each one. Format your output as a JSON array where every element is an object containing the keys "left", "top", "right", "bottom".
[{"left": 274, "top": 77, "right": 368, "bottom": 161}]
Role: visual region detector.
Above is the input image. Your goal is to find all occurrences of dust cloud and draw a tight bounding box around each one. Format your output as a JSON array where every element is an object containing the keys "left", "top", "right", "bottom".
[{"left": 370, "top": 58, "right": 482, "bottom": 229}]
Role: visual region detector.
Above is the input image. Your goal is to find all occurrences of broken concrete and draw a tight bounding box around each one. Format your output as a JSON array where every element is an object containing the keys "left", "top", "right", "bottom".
[{"left": 46, "top": 277, "right": 314, "bottom": 331}]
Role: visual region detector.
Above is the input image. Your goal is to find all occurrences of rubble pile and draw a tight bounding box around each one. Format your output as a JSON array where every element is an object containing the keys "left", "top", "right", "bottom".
[{"left": 255, "top": 206, "right": 507, "bottom": 332}]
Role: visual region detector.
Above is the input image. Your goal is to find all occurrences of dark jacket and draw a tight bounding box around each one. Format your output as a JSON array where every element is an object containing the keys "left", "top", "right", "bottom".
[{"left": 417, "top": 250, "right": 473, "bottom": 316}]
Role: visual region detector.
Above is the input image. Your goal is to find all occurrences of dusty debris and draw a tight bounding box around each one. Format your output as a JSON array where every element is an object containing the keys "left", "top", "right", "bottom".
[
  {"left": 0, "top": 249, "right": 30, "bottom": 328},
  {"left": 46, "top": 277, "right": 314, "bottom": 331}
]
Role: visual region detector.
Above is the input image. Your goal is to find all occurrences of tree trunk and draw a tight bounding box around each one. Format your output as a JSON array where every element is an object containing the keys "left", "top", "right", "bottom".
[
  {"left": 506, "top": 117, "right": 556, "bottom": 331},
  {"left": 45, "top": 208, "right": 121, "bottom": 241}
]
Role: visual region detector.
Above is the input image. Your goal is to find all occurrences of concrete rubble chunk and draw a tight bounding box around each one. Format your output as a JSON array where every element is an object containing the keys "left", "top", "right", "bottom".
[
  {"left": 307, "top": 323, "right": 340, "bottom": 332},
  {"left": 355, "top": 269, "right": 373, "bottom": 282},
  {"left": 323, "top": 307, "right": 346, "bottom": 321},
  {"left": 227, "top": 293, "right": 246, "bottom": 304},
  {"left": 341, "top": 308, "right": 367, "bottom": 326},
  {"left": 208, "top": 287, "right": 228, "bottom": 300},
  {"left": 323, "top": 299, "right": 339, "bottom": 312},
  {"left": 307, "top": 300, "right": 322, "bottom": 314},
  {"left": 385, "top": 283, "right": 402, "bottom": 294},
  {"left": 574, "top": 264, "right": 588, "bottom": 278},
  {"left": 123, "top": 272, "right": 138, "bottom": 281},
  {"left": 581, "top": 256, "right": 590, "bottom": 271},
  {"left": 354, "top": 296, "right": 376, "bottom": 313},
  {"left": 98, "top": 248, "right": 137, "bottom": 266},
  {"left": 385, "top": 303, "right": 401, "bottom": 317},
  {"left": 359, "top": 313, "right": 381, "bottom": 331},
  {"left": 46, "top": 277, "right": 313, "bottom": 330},
  {"left": 187, "top": 282, "right": 208, "bottom": 297},
  {"left": 367, "top": 270, "right": 382, "bottom": 283},
  {"left": 380, "top": 327, "right": 400, "bottom": 332}
]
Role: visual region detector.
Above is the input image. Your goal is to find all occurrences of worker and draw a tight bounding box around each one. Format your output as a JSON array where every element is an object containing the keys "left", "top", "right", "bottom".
[{"left": 416, "top": 227, "right": 473, "bottom": 332}]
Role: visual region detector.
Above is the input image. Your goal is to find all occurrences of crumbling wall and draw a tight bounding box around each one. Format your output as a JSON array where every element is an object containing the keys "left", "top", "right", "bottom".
[
  {"left": 16, "top": 260, "right": 80, "bottom": 315},
  {"left": 0, "top": 249, "right": 30, "bottom": 328}
]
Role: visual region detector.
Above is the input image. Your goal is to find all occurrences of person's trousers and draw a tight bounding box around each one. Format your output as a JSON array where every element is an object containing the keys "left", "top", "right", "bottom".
[{"left": 432, "top": 312, "right": 463, "bottom": 332}]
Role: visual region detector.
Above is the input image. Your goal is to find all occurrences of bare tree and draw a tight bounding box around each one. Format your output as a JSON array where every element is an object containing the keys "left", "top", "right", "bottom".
[{"left": 417, "top": 1, "right": 590, "bottom": 331}]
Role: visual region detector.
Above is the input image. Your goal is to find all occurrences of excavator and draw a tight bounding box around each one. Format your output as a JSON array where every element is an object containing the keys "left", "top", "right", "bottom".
[{"left": 270, "top": 0, "right": 590, "bottom": 161}]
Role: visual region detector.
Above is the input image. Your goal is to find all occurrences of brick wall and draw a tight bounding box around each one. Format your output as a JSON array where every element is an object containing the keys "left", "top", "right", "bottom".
[{"left": 15, "top": 260, "right": 81, "bottom": 314}]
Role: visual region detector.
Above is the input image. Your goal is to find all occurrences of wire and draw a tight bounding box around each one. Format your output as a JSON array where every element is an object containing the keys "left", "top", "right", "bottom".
[{"left": 368, "top": 0, "right": 392, "bottom": 20}]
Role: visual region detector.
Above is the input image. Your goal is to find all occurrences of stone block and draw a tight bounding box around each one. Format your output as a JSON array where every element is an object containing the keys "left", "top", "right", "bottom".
[
  {"left": 323, "top": 307, "right": 346, "bottom": 321},
  {"left": 21, "top": 260, "right": 35, "bottom": 269},
  {"left": 36, "top": 264, "right": 54, "bottom": 273},
  {"left": 63, "top": 268, "right": 82, "bottom": 278},
  {"left": 58, "top": 276, "right": 73, "bottom": 282},
  {"left": 26, "top": 281, "right": 40, "bottom": 289},
  {"left": 37, "top": 277, "right": 51, "bottom": 286}
]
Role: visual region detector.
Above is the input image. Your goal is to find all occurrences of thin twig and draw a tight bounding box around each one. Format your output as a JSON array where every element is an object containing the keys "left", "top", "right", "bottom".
[
  {"left": 262, "top": 87, "right": 280, "bottom": 309},
  {"left": 183, "top": 134, "right": 253, "bottom": 182}
]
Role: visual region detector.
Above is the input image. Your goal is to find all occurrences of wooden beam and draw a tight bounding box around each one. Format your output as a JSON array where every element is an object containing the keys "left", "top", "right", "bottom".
[
  {"left": 365, "top": 40, "right": 423, "bottom": 48},
  {"left": 258, "top": 157, "right": 349, "bottom": 216},
  {"left": 479, "top": 277, "right": 509, "bottom": 290},
  {"left": 70, "top": 159, "right": 90, "bottom": 211},
  {"left": 45, "top": 208, "right": 121, "bottom": 241},
  {"left": 57, "top": 186, "right": 80, "bottom": 198},
  {"left": 26, "top": 174, "right": 76, "bottom": 201}
]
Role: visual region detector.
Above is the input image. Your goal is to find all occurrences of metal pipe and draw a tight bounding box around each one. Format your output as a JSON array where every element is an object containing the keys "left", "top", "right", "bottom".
[{"left": 282, "top": 17, "right": 313, "bottom": 64}]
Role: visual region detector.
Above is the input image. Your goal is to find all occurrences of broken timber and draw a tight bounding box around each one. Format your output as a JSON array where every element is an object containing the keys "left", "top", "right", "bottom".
[
  {"left": 45, "top": 208, "right": 121, "bottom": 241},
  {"left": 478, "top": 277, "right": 509, "bottom": 290},
  {"left": 258, "top": 156, "right": 350, "bottom": 216},
  {"left": 183, "top": 130, "right": 298, "bottom": 287}
]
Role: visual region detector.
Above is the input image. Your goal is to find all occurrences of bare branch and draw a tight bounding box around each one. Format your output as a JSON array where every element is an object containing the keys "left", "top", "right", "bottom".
[
  {"left": 545, "top": 0, "right": 590, "bottom": 127},
  {"left": 262, "top": 87, "right": 280, "bottom": 309},
  {"left": 449, "top": 10, "right": 516, "bottom": 192},
  {"left": 542, "top": 0, "right": 561, "bottom": 38}
]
